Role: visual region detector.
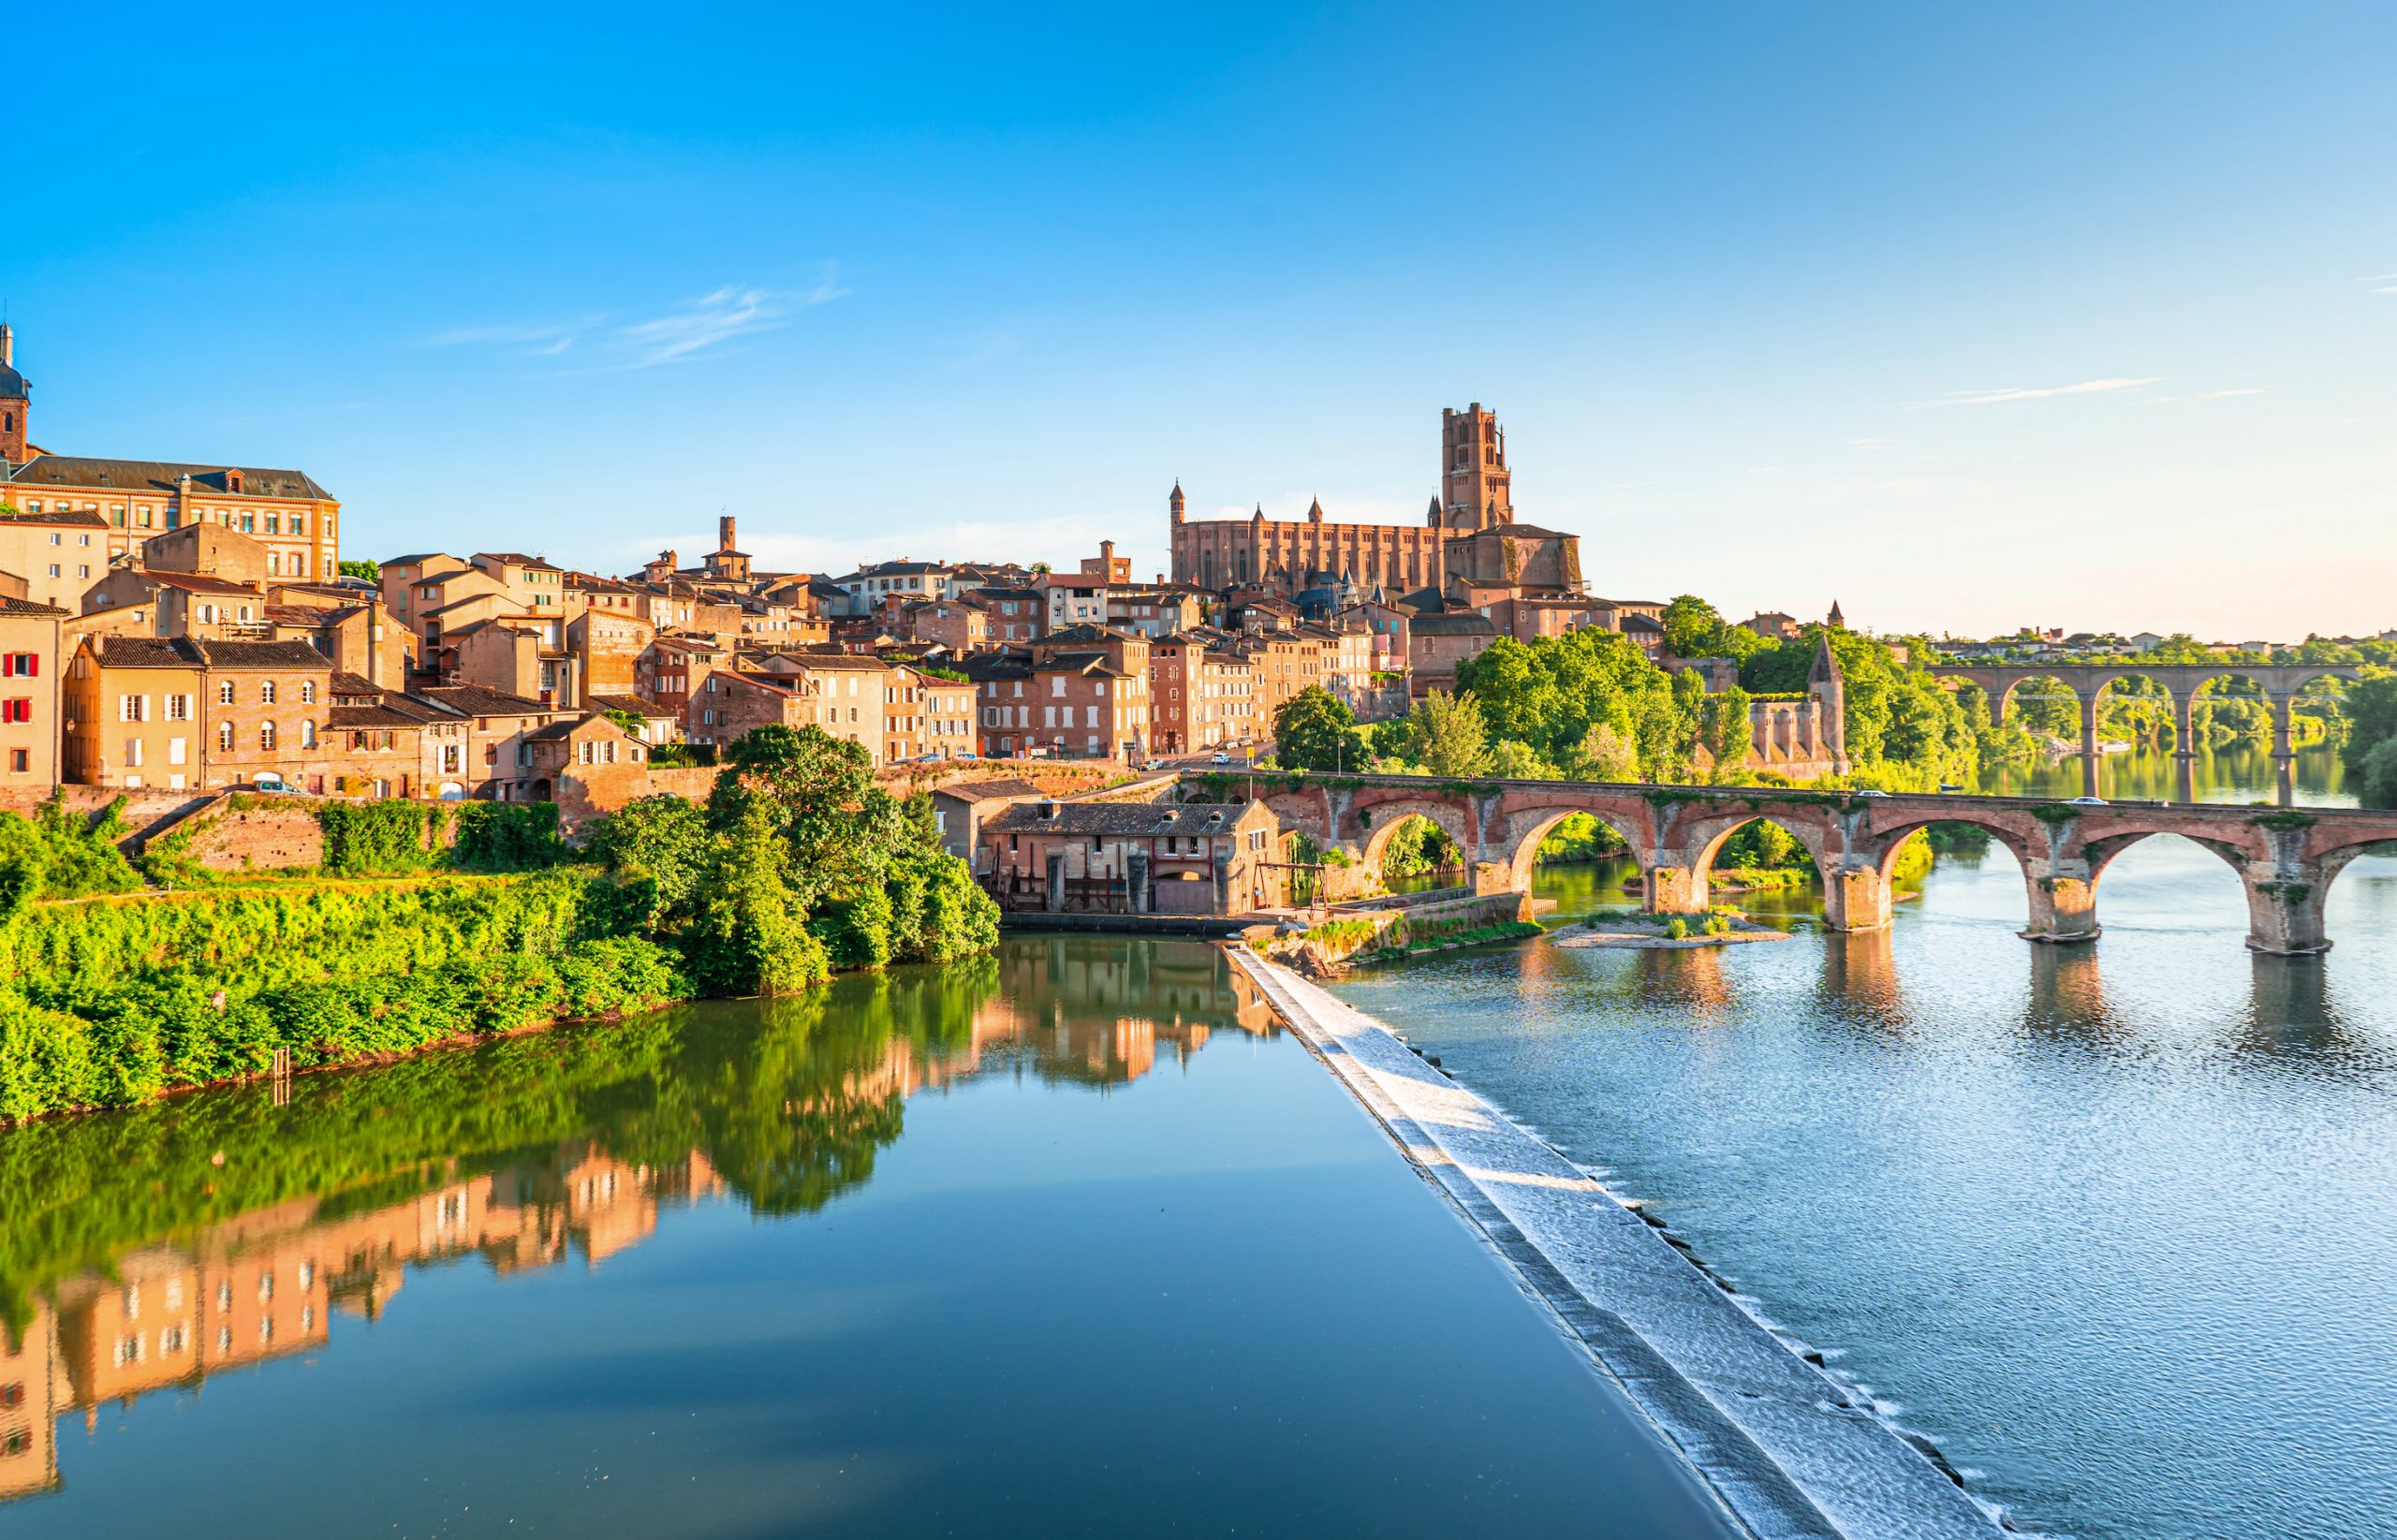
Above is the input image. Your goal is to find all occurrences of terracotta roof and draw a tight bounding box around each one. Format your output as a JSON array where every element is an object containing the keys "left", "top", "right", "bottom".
[
  {"left": 132, "top": 570, "right": 263, "bottom": 597},
  {"left": 934, "top": 778, "right": 1046, "bottom": 803},
  {"left": 4, "top": 456, "right": 332, "bottom": 501},
  {"left": 0, "top": 595, "right": 69, "bottom": 618},
  {"left": 327, "top": 703, "right": 428, "bottom": 729},
  {"left": 194, "top": 639, "right": 335, "bottom": 669},
  {"left": 1410, "top": 613, "right": 1498, "bottom": 637},
  {"left": 91, "top": 637, "right": 202, "bottom": 668},
  {"left": 984, "top": 801, "right": 1259, "bottom": 837},
  {"left": 89, "top": 637, "right": 327, "bottom": 670},
  {"left": 0, "top": 505, "right": 109, "bottom": 528},
  {"left": 414, "top": 683, "right": 556, "bottom": 717}
]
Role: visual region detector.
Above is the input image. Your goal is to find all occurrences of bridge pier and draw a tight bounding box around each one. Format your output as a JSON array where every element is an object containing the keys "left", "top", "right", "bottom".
[
  {"left": 2243, "top": 869, "right": 2330, "bottom": 955},
  {"left": 1820, "top": 863, "right": 1892, "bottom": 932},
  {"left": 2268, "top": 692, "right": 2298, "bottom": 808},
  {"left": 2022, "top": 871, "right": 2102, "bottom": 944},
  {"left": 1645, "top": 864, "right": 1706, "bottom": 915},
  {"left": 1471, "top": 860, "right": 1515, "bottom": 897},
  {"left": 2077, "top": 696, "right": 2102, "bottom": 799}
]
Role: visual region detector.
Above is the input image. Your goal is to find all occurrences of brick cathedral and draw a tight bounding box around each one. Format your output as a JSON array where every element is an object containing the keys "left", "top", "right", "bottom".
[{"left": 1167, "top": 403, "right": 1581, "bottom": 608}]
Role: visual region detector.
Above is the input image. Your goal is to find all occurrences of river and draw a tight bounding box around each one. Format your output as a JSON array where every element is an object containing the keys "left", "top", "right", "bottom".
[
  {"left": 0, "top": 937, "right": 1734, "bottom": 1538},
  {"left": 1330, "top": 741, "right": 2397, "bottom": 1539}
]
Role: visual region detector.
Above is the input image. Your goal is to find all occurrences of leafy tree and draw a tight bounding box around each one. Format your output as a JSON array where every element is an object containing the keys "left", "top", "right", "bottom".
[
  {"left": 1659, "top": 595, "right": 1769, "bottom": 663},
  {"left": 2341, "top": 669, "right": 2397, "bottom": 773},
  {"left": 337, "top": 559, "right": 380, "bottom": 582},
  {"left": 1273, "top": 685, "right": 1359, "bottom": 771},
  {"left": 1485, "top": 739, "right": 1555, "bottom": 779},
  {"left": 1457, "top": 629, "right": 1683, "bottom": 771},
  {"left": 2364, "top": 735, "right": 2397, "bottom": 808},
  {"left": 1698, "top": 684, "right": 1754, "bottom": 772},
  {"left": 1563, "top": 723, "right": 1640, "bottom": 783},
  {"left": 1415, "top": 690, "right": 1492, "bottom": 776}
]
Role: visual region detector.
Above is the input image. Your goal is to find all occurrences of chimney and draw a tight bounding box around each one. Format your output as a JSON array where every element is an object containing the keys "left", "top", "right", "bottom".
[{"left": 719, "top": 515, "right": 736, "bottom": 552}]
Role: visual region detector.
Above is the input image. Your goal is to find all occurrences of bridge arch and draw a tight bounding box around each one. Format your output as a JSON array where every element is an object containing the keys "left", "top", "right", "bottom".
[
  {"left": 1669, "top": 809, "right": 1840, "bottom": 914},
  {"left": 1359, "top": 801, "right": 1477, "bottom": 882},
  {"left": 1499, "top": 805, "right": 1644, "bottom": 891}
]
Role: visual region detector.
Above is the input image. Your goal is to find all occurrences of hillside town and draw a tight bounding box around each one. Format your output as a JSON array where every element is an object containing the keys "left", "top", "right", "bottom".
[
  {"left": 0, "top": 322, "right": 2360, "bottom": 854},
  {"left": 4, "top": 333, "right": 1706, "bottom": 809}
]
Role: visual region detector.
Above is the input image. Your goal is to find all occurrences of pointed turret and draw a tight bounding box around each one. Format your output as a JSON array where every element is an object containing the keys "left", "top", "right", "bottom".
[
  {"left": 1426, "top": 494, "right": 1443, "bottom": 527},
  {"left": 1169, "top": 480, "right": 1185, "bottom": 525},
  {"left": 1807, "top": 633, "right": 1850, "bottom": 775},
  {"left": 1307, "top": 497, "right": 1324, "bottom": 523},
  {"left": 1828, "top": 598, "right": 1846, "bottom": 629}
]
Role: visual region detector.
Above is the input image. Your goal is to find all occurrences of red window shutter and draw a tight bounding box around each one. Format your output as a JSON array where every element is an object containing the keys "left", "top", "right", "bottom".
[
  {"left": 25, "top": 655, "right": 37, "bottom": 677},
  {"left": 0, "top": 655, "right": 12, "bottom": 678}
]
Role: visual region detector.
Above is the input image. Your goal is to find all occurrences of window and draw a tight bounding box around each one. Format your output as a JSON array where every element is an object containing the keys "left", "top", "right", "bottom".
[
  {"left": 45, "top": 565, "right": 57, "bottom": 579},
  {"left": 0, "top": 653, "right": 33, "bottom": 677},
  {"left": 300, "top": 680, "right": 316, "bottom": 704},
  {"left": 119, "top": 695, "right": 147, "bottom": 723},
  {"left": 7, "top": 751, "right": 24, "bottom": 774},
  {"left": 218, "top": 682, "right": 235, "bottom": 705},
  {"left": 260, "top": 722, "right": 276, "bottom": 751},
  {"left": 301, "top": 720, "right": 316, "bottom": 749},
  {"left": 260, "top": 681, "right": 276, "bottom": 705},
  {"left": 1, "top": 700, "right": 29, "bottom": 725},
  {"left": 218, "top": 723, "right": 234, "bottom": 752}
]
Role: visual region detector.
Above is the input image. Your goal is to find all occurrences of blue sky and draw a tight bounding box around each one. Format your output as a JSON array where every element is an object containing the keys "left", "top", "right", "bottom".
[{"left": 7, "top": 3, "right": 2393, "bottom": 639}]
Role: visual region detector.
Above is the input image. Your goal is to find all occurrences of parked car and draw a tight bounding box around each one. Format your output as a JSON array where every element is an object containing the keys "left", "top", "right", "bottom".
[
  {"left": 2066, "top": 795, "right": 2109, "bottom": 806},
  {"left": 1211, "top": 751, "right": 1235, "bottom": 766}
]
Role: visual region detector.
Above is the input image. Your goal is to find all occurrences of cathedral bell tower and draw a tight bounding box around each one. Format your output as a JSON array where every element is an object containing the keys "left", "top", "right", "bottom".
[{"left": 1440, "top": 403, "right": 1511, "bottom": 532}]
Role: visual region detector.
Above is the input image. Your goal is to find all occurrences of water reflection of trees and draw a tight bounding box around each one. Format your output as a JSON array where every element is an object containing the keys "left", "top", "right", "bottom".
[{"left": 0, "top": 937, "right": 1274, "bottom": 1489}]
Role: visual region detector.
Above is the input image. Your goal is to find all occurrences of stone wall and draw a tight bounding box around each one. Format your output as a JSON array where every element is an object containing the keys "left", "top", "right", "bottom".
[{"left": 179, "top": 803, "right": 327, "bottom": 872}]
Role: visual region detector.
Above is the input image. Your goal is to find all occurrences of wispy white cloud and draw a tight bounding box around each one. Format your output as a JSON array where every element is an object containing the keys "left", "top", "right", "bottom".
[
  {"left": 1919, "top": 376, "right": 2160, "bottom": 407},
  {"left": 425, "top": 267, "right": 848, "bottom": 372},
  {"left": 422, "top": 317, "right": 600, "bottom": 355}
]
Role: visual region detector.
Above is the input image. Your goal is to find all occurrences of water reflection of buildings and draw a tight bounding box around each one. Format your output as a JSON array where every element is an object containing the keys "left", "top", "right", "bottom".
[
  {"left": 2, "top": 940, "right": 1280, "bottom": 1508},
  {"left": 0, "top": 1143, "right": 720, "bottom": 1503}
]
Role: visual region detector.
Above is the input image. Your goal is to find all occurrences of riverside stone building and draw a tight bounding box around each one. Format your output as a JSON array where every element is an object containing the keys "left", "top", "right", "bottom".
[{"left": 980, "top": 799, "right": 1285, "bottom": 916}]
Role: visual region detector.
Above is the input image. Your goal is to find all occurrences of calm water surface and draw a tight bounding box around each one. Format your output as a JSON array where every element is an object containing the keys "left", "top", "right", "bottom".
[
  {"left": 1332, "top": 743, "right": 2397, "bottom": 1540},
  {"left": 0, "top": 938, "right": 1735, "bottom": 1538}
]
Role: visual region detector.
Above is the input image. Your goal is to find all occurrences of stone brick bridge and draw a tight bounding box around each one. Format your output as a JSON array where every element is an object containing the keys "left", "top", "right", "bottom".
[
  {"left": 1925, "top": 662, "right": 2360, "bottom": 803},
  {"left": 1224, "top": 772, "right": 2397, "bottom": 956}
]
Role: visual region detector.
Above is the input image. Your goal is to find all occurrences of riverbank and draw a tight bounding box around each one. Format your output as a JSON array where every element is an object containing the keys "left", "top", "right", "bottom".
[{"left": 1230, "top": 948, "right": 2004, "bottom": 1540}]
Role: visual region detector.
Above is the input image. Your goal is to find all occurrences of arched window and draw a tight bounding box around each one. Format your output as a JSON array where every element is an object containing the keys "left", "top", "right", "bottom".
[
  {"left": 217, "top": 681, "right": 235, "bottom": 705},
  {"left": 260, "top": 680, "right": 276, "bottom": 704},
  {"left": 217, "top": 722, "right": 235, "bottom": 752},
  {"left": 260, "top": 722, "right": 276, "bottom": 751},
  {"left": 300, "top": 681, "right": 316, "bottom": 704},
  {"left": 301, "top": 720, "right": 316, "bottom": 749}
]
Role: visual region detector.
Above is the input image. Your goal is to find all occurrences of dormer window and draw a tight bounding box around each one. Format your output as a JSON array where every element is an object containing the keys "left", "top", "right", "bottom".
[{"left": 225, "top": 470, "right": 243, "bottom": 493}]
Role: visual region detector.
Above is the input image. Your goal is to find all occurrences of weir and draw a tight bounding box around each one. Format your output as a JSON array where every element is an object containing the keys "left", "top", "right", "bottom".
[{"left": 1211, "top": 772, "right": 2397, "bottom": 956}]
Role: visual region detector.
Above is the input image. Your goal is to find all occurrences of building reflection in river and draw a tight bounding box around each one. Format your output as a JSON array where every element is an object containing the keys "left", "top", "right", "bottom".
[{"left": 0, "top": 938, "right": 1274, "bottom": 1510}]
